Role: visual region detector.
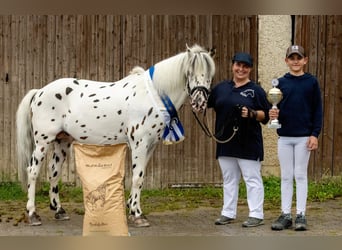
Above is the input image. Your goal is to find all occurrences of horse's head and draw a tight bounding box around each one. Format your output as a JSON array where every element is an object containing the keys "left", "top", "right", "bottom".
[{"left": 184, "top": 44, "right": 216, "bottom": 113}]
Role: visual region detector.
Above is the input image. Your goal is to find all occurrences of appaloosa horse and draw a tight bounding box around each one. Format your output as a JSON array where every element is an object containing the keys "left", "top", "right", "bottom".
[{"left": 16, "top": 44, "right": 216, "bottom": 227}]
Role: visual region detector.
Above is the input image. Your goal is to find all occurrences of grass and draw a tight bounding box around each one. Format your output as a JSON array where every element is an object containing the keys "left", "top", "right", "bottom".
[{"left": 1, "top": 176, "right": 342, "bottom": 214}]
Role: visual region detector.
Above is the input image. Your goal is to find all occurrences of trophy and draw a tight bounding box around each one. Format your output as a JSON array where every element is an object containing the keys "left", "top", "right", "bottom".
[{"left": 267, "top": 78, "right": 283, "bottom": 129}]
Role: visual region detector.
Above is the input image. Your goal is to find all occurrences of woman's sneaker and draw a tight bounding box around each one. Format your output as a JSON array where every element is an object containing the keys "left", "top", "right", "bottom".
[
  {"left": 295, "top": 213, "right": 307, "bottom": 231},
  {"left": 242, "top": 217, "right": 264, "bottom": 227},
  {"left": 271, "top": 213, "right": 292, "bottom": 230},
  {"left": 215, "top": 215, "right": 234, "bottom": 225}
]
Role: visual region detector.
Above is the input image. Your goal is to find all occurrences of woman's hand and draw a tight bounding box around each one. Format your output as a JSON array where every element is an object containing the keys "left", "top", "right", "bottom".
[{"left": 241, "top": 106, "right": 260, "bottom": 120}]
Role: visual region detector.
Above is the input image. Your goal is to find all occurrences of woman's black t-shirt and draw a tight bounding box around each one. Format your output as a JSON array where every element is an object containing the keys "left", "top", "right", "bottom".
[{"left": 207, "top": 80, "right": 271, "bottom": 161}]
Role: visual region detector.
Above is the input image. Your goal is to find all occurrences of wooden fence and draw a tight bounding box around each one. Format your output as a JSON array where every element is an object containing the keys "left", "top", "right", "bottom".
[
  {"left": 0, "top": 15, "right": 341, "bottom": 189},
  {"left": 294, "top": 15, "right": 342, "bottom": 179},
  {"left": 0, "top": 15, "right": 258, "bottom": 188}
]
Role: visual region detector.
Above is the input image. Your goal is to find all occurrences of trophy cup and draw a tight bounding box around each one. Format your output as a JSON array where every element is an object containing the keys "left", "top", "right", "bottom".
[{"left": 267, "top": 78, "right": 283, "bottom": 129}]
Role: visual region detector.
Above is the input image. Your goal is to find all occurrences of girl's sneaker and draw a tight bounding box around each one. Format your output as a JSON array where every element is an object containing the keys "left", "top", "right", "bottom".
[
  {"left": 295, "top": 213, "right": 307, "bottom": 231},
  {"left": 271, "top": 213, "right": 292, "bottom": 230}
]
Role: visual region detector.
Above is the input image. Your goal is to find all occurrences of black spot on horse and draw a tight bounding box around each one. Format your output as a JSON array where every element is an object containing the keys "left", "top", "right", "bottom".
[
  {"left": 148, "top": 107, "right": 153, "bottom": 116},
  {"left": 37, "top": 101, "right": 42, "bottom": 106},
  {"left": 34, "top": 157, "right": 39, "bottom": 165},
  {"left": 89, "top": 94, "right": 96, "bottom": 97},
  {"left": 65, "top": 87, "right": 73, "bottom": 95},
  {"left": 130, "top": 126, "right": 135, "bottom": 141},
  {"left": 93, "top": 99, "right": 100, "bottom": 103},
  {"left": 50, "top": 203, "right": 57, "bottom": 211},
  {"left": 52, "top": 186, "right": 59, "bottom": 193},
  {"left": 53, "top": 198, "right": 57, "bottom": 207},
  {"left": 53, "top": 171, "right": 58, "bottom": 177},
  {"left": 55, "top": 93, "right": 62, "bottom": 100},
  {"left": 73, "top": 80, "right": 79, "bottom": 85},
  {"left": 117, "top": 110, "right": 122, "bottom": 115},
  {"left": 80, "top": 136, "right": 88, "bottom": 140},
  {"left": 123, "top": 82, "right": 129, "bottom": 88},
  {"left": 141, "top": 116, "right": 146, "bottom": 125}
]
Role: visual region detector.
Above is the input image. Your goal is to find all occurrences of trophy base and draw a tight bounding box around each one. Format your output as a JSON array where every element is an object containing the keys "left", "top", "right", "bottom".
[{"left": 268, "top": 123, "right": 281, "bottom": 129}]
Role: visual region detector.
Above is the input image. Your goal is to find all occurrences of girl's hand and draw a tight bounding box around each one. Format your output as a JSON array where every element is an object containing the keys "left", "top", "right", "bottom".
[
  {"left": 307, "top": 136, "right": 319, "bottom": 151},
  {"left": 269, "top": 108, "right": 279, "bottom": 120}
]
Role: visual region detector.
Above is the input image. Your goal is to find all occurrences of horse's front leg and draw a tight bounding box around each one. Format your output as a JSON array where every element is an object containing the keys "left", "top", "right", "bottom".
[
  {"left": 48, "top": 140, "right": 71, "bottom": 221},
  {"left": 127, "top": 145, "right": 157, "bottom": 228},
  {"left": 127, "top": 160, "right": 150, "bottom": 227}
]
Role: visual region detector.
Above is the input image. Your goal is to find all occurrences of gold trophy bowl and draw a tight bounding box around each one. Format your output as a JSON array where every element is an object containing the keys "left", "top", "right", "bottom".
[{"left": 267, "top": 79, "right": 283, "bottom": 129}]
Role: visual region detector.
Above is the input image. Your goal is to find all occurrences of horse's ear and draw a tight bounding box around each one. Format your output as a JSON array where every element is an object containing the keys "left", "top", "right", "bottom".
[{"left": 209, "top": 47, "right": 216, "bottom": 58}]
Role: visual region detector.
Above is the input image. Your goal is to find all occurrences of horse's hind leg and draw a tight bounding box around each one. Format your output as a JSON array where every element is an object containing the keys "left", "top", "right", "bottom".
[
  {"left": 48, "top": 139, "right": 72, "bottom": 221},
  {"left": 26, "top": 142, "right": 50, "bottom": 226}
]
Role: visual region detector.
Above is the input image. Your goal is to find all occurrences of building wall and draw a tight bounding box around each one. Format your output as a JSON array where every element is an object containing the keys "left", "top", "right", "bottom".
[{"left": 258, "top": 15, "right": 292, "bottom": 176}]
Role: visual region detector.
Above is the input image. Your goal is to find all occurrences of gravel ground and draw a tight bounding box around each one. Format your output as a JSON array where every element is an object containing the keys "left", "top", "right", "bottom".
[{"left": 1, "top": 197, "right": 342, "bottom": 236}]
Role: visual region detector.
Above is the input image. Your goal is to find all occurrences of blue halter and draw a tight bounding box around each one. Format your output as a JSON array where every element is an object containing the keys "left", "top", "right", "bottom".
[{"left": 149, "top": 66, "right": 185, "bottom": 144}]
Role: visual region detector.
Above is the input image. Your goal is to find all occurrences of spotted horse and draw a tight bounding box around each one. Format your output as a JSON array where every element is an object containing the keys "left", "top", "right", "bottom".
[{"left": 16, "top": 44, "right": 216, "bottom": 227}]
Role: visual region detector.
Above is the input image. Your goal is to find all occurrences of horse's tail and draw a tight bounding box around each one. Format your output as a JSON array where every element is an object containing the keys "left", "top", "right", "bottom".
[{"left": 16, "top": 89, "right": 38, "bottom": 191}]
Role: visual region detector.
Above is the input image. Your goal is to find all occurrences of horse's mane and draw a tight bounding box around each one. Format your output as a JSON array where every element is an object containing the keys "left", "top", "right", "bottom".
[
  {"left": 152, "top": 44, "right": 215, "bottom": 95},
  {"left": 129, "top": 66, "right": 145, "bottom": 75}
]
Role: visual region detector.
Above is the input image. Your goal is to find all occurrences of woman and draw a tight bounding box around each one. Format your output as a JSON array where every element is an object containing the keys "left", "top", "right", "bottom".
[{"left": 208, "top": 52, "right": 270, "bottom": 227}]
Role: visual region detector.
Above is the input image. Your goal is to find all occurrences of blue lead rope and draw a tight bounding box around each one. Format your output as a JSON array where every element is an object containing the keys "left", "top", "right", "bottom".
[{"left": 148, "top": 66, "right": 185, "bottom": 145}]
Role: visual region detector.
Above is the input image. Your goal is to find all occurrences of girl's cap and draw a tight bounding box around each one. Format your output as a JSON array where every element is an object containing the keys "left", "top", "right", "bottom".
[{"left": 286, "top": 45, "right": 305, "bottom": 57}]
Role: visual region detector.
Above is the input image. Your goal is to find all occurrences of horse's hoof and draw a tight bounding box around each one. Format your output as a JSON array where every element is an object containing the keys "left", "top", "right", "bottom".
[
  {"left": 128, "top": 214, "right": 150, "bottom": 227},
  {"left": 54, "top": 208, "right": 70, "bottom": 221},
  {"left": 28, "top": 212, "right": 42, "bottom": 226}
]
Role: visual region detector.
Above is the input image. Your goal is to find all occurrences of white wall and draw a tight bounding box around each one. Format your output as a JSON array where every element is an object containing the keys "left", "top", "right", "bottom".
[{"left": 258, "top": 15, "right": 292, "bottom": 176}]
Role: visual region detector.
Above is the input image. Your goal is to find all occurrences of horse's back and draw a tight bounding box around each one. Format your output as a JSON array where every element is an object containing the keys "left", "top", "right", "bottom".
[{"left": 30, "top": 74, "right": 165, "bottom": 145}]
